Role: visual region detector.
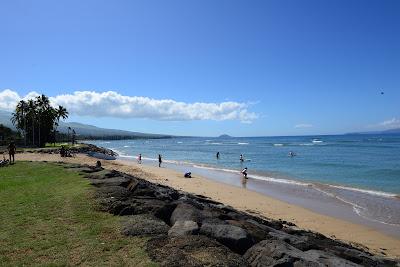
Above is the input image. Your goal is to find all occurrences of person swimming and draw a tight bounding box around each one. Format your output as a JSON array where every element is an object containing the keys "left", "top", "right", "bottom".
[{"left": 288, "top": 151, "right": 296, "bottom": 157}]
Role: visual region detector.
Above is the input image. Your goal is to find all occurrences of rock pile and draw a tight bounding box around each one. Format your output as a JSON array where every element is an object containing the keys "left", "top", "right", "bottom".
[
  {"left": 23, "top": 143, "right": 117, "bottom": 157},
  {"left": 60, "top": 162, "right": 399, "bottom": 267}
]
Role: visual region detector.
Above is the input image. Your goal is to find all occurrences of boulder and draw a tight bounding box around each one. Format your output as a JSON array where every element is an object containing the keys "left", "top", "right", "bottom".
[
  {"left": 304, "top": 250, "right": 360, "bottom": 267},
  {"left": 168, "top": 220, "right": 199, "bottom": 236},
  {"left": 84, "top": 169, "right": 116, "bottom": 179},
  {"left": 244, "top": 239, "right": 319, "bottom": 267},
  {"left": 121, "top": 214, "right": 169, "bottom": 237},
  {"left": 95, "top": 186, "right": 131, "bottom": 200},
  {"left": 89, "top": 176, "right": 132, "bottom": 187},
  {"left": 329, "top": 246, "right": 398, "bottom": 267},
  {"left": 268, "top": 230, "right": 314, "bottom": 251},
  {"left": 199, "top": 222, "right": 254, "bottom": 254},
  {"left": 226, "top": 219, "right": 269, "bottom": 243},
  {"left": 244, "top": 239, "right": 364, "bottom": 267},
  {"left": 118, "top": 198, "right": 176, "bottom": 221},
  {"left": 146, "top": 235, "right": 248, "bottom": 267},
  {"left": 170, "top": 203, "right": 203, "bottom": 225},
  {"left": 97, "top": 199, "right": 129, "bottom": 214}
]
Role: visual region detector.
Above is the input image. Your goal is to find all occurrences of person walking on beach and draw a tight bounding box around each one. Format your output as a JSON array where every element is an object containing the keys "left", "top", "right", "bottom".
[
  {"left": 138, "top": 153, "right": 142, "bottom": 164},
  {"left": 7, "top": 141, "right": 16, "bottom": 164},
  {"left": 216, "top": 152, "right": 220, "bottom": 159},
  {"left": 158, "top": 154, "right": 162, "bottom": 167}
]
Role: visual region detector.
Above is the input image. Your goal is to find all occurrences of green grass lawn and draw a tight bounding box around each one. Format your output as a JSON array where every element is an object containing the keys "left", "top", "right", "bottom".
[{"left": 0, "top": 162, "right": 157, "bottom": 266}]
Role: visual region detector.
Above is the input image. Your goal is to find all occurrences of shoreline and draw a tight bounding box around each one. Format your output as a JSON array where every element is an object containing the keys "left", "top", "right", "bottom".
[
  {"left": 117, "top": 155, "right": 400, "bottom": 238},
  {"left": 15, "top": 152, "right": 400, "bottom": 259}
]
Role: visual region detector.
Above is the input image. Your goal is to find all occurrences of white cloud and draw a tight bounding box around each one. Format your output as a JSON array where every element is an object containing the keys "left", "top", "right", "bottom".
[
  {"left": 0, "top": 89, "right": 258, "bottom": 123},
  {"left": 379, "top": 118, "right": 400, "bottom": 129},
  {"left": 0, "top": 89, "right": 21, "bottom": 111},
  {"left": 0, "top": 89, "right": 41, "bottom": 111},
  {"left": 294, "top": 123, "right": 313, "bottom": 128}
]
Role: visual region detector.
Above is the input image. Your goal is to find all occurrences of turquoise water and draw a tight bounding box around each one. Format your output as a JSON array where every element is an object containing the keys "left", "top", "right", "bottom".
[{"left": 89, "top": 134, "right": 400, "bottom": 194}]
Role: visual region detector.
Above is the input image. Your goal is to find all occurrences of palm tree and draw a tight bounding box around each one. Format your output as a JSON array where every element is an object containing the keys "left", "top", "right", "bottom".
[
  {"left": 56, "top": 106, "right": 68, "bottom": 121},
  {"left": 72, "top": 129, "right": 76, "bottom": 145},
  {"left": 68, "top": 127, "right": 71, "bottom": 144},
  {"left": 53, "top": 105, "right": 68, "bottom": 144},
  {"left": 11, "top": 95, "right": 69, "bottom": 147},
  {"left": 27, "top": 99, "right": 36, "bottom": 146},
  {"left": 11, "top": 100, "right": 28, "bottom": 146}
]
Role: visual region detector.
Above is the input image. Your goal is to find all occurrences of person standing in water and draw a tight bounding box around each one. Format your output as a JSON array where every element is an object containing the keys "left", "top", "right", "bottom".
[
  {"left": 216, "top": 152, "right": 220, "bottom": 159},
  {"left": 158, "top": 154, "right": 162, "bottom": 167},
  {"left": 240, "top": 154, "right": 244, "bottom": 162},
  {"left": 7, "top": 141, "right": 16, "bottom": 164},
  {"left": 241, "top": 167, "right": 248, "bottom": 179},
  {"left": 138, "top": 153, "right": 142, "bottom": 164}
]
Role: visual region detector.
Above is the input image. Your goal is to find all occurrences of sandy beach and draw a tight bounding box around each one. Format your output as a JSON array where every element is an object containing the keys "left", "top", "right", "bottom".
[{"left": 16, "top": 152, "right": 400, "bottom": 259}]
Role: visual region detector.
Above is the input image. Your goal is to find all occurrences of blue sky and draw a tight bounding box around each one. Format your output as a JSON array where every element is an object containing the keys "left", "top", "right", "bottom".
[{"left": 0, "top": 0, "right": 399, "bottom": 136}]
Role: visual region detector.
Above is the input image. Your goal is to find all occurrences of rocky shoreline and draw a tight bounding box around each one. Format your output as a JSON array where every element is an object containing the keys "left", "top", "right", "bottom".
[
  {"left": 20, "top": 143, "right": 117, "bottom": 157},
  {"left": 59, "top": 162, "right": 399, "bottom": 267}
]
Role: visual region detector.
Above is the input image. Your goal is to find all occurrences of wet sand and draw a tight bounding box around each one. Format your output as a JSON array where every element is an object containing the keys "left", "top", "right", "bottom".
[{"left": 16, "top": 153, "right": 400, "bottom": 259}]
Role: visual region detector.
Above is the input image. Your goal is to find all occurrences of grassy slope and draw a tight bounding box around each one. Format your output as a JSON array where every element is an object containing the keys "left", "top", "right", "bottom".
[{"left": 0, "top": 162, "right": 156, "bottom": 266}]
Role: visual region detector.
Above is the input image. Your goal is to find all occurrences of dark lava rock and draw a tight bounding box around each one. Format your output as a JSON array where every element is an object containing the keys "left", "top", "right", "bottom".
[
  {"left": 329, "top": 245, "right": 398, "bottom": 267},
  {"left": 168, "top": 220, "right": 199, "bottom": 237},
  {"left": 121, "top": 214, "right": 169, "bottom": 237},
  {"left": 244, "top": 239, "right": 360, "bottom": 267},
  {"left": 95, "top": 186, "right": 131, "bottom": 200},
  {"left": 80, "top": 163, "right": 399, "bottom": 267},
  {"left": 304, "top": 250, "right": 360, "bottom": 267},
  {"left": 170, "top": 203, "right": 203, "bottom": 225},
  {"left": 146, "top": 235, "right": 248, "bottom": 267},
  {"left": 199, "top": 222, "right": 254, "bottom": 254},
  {"left": 89, "top": 176, "right": 132, "bottom": 187},
  {"left": 268, "top": 230, "right": 314, "bottom": 251},
  {"left": 226, "top": 219, "right": 269, "bottom": 243},
  {"left": 84, "top": 169, "right": 116, "bottom": 179},
  {"left": 118, "top": 198, "right": 176, "bottom": 221}
]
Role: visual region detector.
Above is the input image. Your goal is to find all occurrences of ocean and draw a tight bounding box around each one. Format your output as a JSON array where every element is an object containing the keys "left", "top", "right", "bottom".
[{"left": 86, "top": 134, "right": 400, "bottom": 235}]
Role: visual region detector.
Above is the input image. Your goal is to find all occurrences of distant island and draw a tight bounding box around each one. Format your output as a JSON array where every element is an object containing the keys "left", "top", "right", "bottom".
[
  {"left": 218, "top": 134, "right": 232, "bottom": 138},
  {"left": 346, "top": 128, "right": 400, "bottom": 135}
]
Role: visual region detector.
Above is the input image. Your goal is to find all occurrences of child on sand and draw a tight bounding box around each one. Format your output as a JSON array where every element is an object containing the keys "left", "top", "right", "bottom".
[{"left": 138, "top": 153, "right": 142, "bottom": 164}]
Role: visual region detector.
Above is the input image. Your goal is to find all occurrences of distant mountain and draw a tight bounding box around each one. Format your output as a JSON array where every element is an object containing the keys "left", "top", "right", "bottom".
[
  {"left": 346, "top": 128, "right": 400, "bottom": 135},
  {"left": 0, "top": 110, "right": 171, "bottom": 139},
  {"left": 0, "top": 110, "right": 15, "bottom": 129},
  {"left": 57, "top": 121, "right": 170, "bottom": 138}
]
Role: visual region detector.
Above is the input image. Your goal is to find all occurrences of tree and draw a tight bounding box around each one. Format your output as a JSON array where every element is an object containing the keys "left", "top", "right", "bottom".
[
  {"left": 11, "top": 95, "right": 69, "bottom": 147},
  {"left": 0, "top": 124, "right": 21, "bottom": 146},
  {"left": 12, "top": 100, "right": 28, "bottom": 146}
]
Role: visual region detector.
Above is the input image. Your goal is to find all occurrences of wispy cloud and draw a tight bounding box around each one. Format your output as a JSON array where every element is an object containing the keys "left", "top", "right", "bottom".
[
  {"left": 294, "top": 123, "right": 313, "bottom": 128},
  {"left": 379, "top": 118, "right": 400, "bottom": 129},
  {"left": 0, "top": 89, "right": 258, "bottom": 123}
]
